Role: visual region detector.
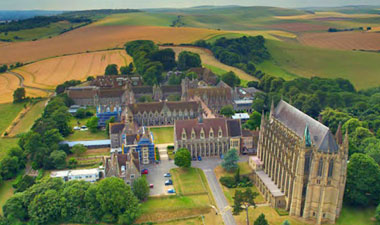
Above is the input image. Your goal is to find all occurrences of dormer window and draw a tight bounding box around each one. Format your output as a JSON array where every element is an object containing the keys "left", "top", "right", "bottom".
[
  {"left": 182, "top": 129, "right": 187, "bottom": 140},
  {"left": 191, "top": 129, "right": 195, "bottom": 139},
  {"left": 200, "top": 129, "right": 205, "bottom": 139},
  {"left": 218, "top": 128, "right": 223, "bottom": 138},
  {"left": 209, "top": 130, "right": 214, "bottom": 138}
]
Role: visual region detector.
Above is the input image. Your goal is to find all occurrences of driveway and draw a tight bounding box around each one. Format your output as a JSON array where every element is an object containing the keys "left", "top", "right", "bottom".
[{"left": 144, "top": 144, "right": 176, "bottom": 196}]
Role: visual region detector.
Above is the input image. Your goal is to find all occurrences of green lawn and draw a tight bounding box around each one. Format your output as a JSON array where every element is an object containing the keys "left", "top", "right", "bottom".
[
  {"left": 171, "top": 168, "right": 208, "bottom": 195},
  {"left": 0, "top": 179, "right": 15, "bottom": 215},
  {"left": 0, "top": 138, "right": 19, "bottom": 160},
  {"left": 150, "top": 127, "right": 174, "bottom": 144},
  {"left": 66, "top": 116, "right": 108, "bottom": 141},
  {"left": 204, "top": 64, "right": 228, "bottom": 76},
  {"left": 0, "top": 103, "right": 25, "bottom": 135},
  {"left": 265, "top": 39, "right": 380, "bottom": 90},
  {"left": 0, "top": 21, "right": 86, "bottom": 42},
  {"left": 8, "top": 100, "right": 46, "bottom": 136},
  {"left": 336, "top": 205, "right": 377, "bottom": 225},
  {"left": 94, "top": 12, "right": 177, "bottom": 27}
]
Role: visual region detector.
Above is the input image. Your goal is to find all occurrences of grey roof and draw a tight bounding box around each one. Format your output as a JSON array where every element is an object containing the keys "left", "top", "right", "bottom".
[
  {"left": 273, "top": 100, "right": 338, "bottom": 153},
  {"left": 227, "top": 119, "right": 242, "bottom": 137},
  {"left": 256, "top": 170, "right": 284, "bottom": 197}
]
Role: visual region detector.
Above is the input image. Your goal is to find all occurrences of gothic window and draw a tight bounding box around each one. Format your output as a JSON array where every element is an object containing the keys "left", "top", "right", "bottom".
[
  {"left": 218, "top": 129, "right": 222, "bottom": 138},
  {"left": 304, "top": 152, "right": 312, "bottom": 175},
  {"left": 182, "top": 130, "right": 187, "bottom": 140},
  {"left": 317, "top": 157, "right": 323, "bottom": 177},
  {"left": 209, "top": 130, "right": 214, "bottom": 138},
  {"left": 191, "top": 130, "right": 195, "bottom": 139},
  {"left": 200, "top": 129, "right": 205, "bottom": 139},
  {"left": 328, "top": 159, "right": 334, "bottom": 177}
]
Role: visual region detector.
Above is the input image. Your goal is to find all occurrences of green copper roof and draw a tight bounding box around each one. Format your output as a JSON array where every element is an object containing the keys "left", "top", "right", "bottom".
[{"left": 304, "top": 124, "right": 311, "bottom": 147}]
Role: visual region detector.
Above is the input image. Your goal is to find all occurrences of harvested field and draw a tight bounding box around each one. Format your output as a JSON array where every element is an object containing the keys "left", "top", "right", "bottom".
[
  {"left": 0, "top": 73, "right": 20, "bottom": 103},
  {"left": 265, "top": 22, "right": 329, "bottom": 32},
  {"left": 13, "top": 50, "right": 131, "bottom": 90},
  {"left": 0, "top": 25, "right": 226, "bottom": 64},
  {"left": 160, "top": 46, "right": 257, "bottom": 82},
  {"left": 299, "top": 31, "right": 380, "bottom": 50}
]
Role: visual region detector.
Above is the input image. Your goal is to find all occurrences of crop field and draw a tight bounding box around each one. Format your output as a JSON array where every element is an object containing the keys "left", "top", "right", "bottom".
[
  {"left": 0, "top": 25, "right": 227, "bottom": 64},
  {"left": 298, "top": 31, "right": 380, "bottom": 50},
  {"left": 13, "top": 50, "right": 131, "bottom": 90},
  {"left": 266, "top": 39, "right": 380, "bottom": 89},
  {"left": 161, "top": 46, "right": 257, "bottom": 82},
  {"left": 92, "top": 12, "right": 177, "bottom": 27},
  {"left": 265, "top": 22, "right": 329, "bottom": 32}
]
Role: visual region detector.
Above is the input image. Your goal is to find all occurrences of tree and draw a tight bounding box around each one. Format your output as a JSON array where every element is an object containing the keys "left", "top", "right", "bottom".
[
  {"left": 60, "top": 181, "right": 91, "bottom": 223},
  {"left": 149, "top": 48, "right": 176, "bottom": 71},
  {"left": 222, "top": 148, "right": 239, "bottom": 172},
  {"left": 13, "top": 175, "right": 35, "bottom": 193},
  {"left": 345, "top": 153, "right": 380, "bottom": 206},
  {"left": 132, "top": 177, "right": 150, "bottom": 201},
  {"left": 254, "top": 213, "right": 269, "bottom": 225},
  {"left": 244, "top": 111, "right": 261, "bottom": 130},
  {"left": 220, "top": 105, "right": 235, "bottom": 118},
  {"left": 174, "top": 148, "right": 191, "bottom": 168},
  {"left": 75, "top": 108, "right": 87, "bottom": 119},
  {"left": 68, "top": 158, "right": 78, "bottom": 169},
  {"left": 106, "top": 116, "right": 116, "bottom": 136},
  {"left": 222, "top": 71, "right": 241, "bottom": 87},
  {"left": 95, "top": 177, "right": 140, "bottom": 221},
  {"left": 178, "top": 51, "right": 201, "bottom": 70},
  {"left": 343, "top": 118, "right": 363, "bottom": 134},
  {"left": 13, "top": 88, "right": 25, "bottom": 103},
  {"left": 29, "top": 189, "right": 62, "bottom": 225},
  {"left": 375, "top": 203, "right": 380, "bottom": 223},
  {"left": 3, "top": 193, "right": 28, "bottom": 221},
  {"left": 72, "top": 144, "right": 87, "bottom": 157},
  {"left": 233, "top": 188, "right": 259, "bottom": 225},
  {"left": 87, "top": 116, "right": 99, "bottom": 133},
  {"left": 282, "top": 220, "right": 291, "bottom": 225},
  {"left": 105, "top": 64, "right": 118, "bottom": 75},
  {"left": 49, "top": 150, "right": 67, "bottom": 169}
]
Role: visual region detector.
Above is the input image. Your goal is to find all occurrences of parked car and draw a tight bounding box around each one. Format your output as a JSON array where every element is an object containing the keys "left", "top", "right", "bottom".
[
  {"left": 198, "top": 156, "right": 202, "bottom": 161},
  {"left": 141, "top": 169, "right": 149, "bottom": 175},
  {"left": 167, "top": 189, "right": 176, "bottom": 194},
  {"left": 164, "top": 173, "right": 171, "bottom": 177},
  {"left": 81, "top": 125, "right": 87, "bottom": 129},
  {"left": 73, "top": 126, "right": 80, "bottom": 130},
  {"left": 165, "top": 179, "right": 173, "bottom": 186},
  {"left": 192, "top": 156, "right": 197, "bottom": 161},
  {"left": 220, "top": 154, "right": 224, "bottom": 159},
  {"left": 149, "top": 184, "right": 154, "bottom": 188}
]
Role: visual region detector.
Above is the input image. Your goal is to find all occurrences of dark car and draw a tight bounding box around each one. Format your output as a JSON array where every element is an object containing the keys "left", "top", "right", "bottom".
[
  {"left": 165, "top": 179, "right": 173, "bottom": 186},
  {"left": 141, "top": 169, "right": 148, "bottom": 175},
  {"left": 192, "top": 156, "right": 197, "bottom": 161}
]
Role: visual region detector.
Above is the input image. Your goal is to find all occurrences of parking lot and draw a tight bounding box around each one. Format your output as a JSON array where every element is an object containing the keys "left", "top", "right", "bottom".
[{"left": 143, "top": 144, "right": 176, "bottom": 196}]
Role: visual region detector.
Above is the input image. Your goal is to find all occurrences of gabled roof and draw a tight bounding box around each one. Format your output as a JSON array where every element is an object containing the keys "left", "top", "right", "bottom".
[
  {"left": 128, "top": 101, "right": 199, "bottom": 114},
  {"left": 175, "top": 118, "right": 229, "bottom": 140},
  {"left": 110, "top": 123, "right": 125, "bottom": 134},
  {"left": 132, "top": 86, "right": 153, "bottom": 94},
  {"left": 227, "top": 119, "right": 242, "bottom": 137},
  {"left": 162, "top": 85, "right": 181, "bottom": 93},
  {"left": 273, "top": 100, "right": 338, "bottom": 153},
  {"left": 98, "top": 89, "right": 125, "bottom": 98}
]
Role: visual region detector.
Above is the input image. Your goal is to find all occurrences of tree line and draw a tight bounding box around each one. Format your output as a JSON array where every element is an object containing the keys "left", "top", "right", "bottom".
[{"left": 125, "top": 40, "right": 201, "bottom": 85}]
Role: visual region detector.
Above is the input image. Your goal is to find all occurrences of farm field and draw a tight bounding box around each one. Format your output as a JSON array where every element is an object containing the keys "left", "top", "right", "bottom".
[
  {"left": 298, "top": 31, "right": 380, "bottom": 50},
  {"left": 161, "top": 46, "right": 257, "bottom": 83},
  {"left": 92, "top": 12, "right": 177, "bottom": 27},
  {"left": 0, "top": 138, "right": 19, "bottom": 160},
  {"left": 0, "top": 103, "right": 25, "bottom": 135},
  {"left": 13, "top": 50, "right": 131, "bottom": 90},
  {"left": 0, "top": 25, "right": 227, "bottom": 64},
  {"left": 266, "top": 39, "right": 380, "bottom": 89},
  {"left": 150, "top": 127, "right": 174, "bottom": 144},
  {"left": 0, "top": 180, "right": 15, "bottom": 215}
]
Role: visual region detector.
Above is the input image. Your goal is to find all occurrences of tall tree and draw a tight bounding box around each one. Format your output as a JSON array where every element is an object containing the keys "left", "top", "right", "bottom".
[
  {"left": 132, "top": 177, "right": 150, "bottom": 201},
  {"left": 28, "top": 189, "right": 62, "bottom": 225},
  {"left": 13, "top": 88, "right": 25, "bottom": 103},
  {"left": 222, "top": 148, "right": 239, "bottom": 172},
  {"left": 105, "top": 64, "right": 118, "bottom": 75},
  {"left": 244, "top": 111, "right": 261, "bottom": 130},
  {"left": 254, "top": 213, "right": 269, "bottom": 225},
  {"left": 72, "top": 144, "right": 87, "bottom": 157},
  {"left": 86, "top": 117, "right": 99, "bottom": 133},
  {"left": 178, "top": 51, "right": 201, "bottom": 70},
  {"left": 233, "top": 188, "right": 259, "bottom": 225},
  {"left": 220, "top": 105, "right": 235, "bottom": 118},
  {"left": 221, "top": 71, "right": 241, "bottom": 87},
  {"left": 174, "top": 148, "right": 191, "bottom": 168}
]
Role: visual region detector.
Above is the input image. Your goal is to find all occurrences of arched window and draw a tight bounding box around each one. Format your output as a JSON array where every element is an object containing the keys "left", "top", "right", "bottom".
[
  {"left": 317, "top": 157, "right": 323, "bottom": 177},
  {"left": 328, "top": 159, "right": 334, "bottom": 177}
]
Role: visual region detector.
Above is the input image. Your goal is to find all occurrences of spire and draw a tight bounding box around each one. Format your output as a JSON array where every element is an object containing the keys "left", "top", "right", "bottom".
[
  {"left": 289, "top": 96, "right": 292, "bottom": 105},
  {"left": 343, "top": 126, "right": 349, "bottom": 146},
  {"left": 304, "top": 124, "right": 311, "bottom": 147},
  {"left": 335, "top": 122, "right": 343, "bottom": 145},
  {"left": 270, "top": 99, "right": 275, "bottom": 118}
]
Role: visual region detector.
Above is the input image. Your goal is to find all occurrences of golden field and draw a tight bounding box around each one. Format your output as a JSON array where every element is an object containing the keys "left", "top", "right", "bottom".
[
  {"left": 0, "top": 25, "right": 226, "bottom": 64},
  {"left": 13, "top": 50, "right": 132, "bottom": 90}
]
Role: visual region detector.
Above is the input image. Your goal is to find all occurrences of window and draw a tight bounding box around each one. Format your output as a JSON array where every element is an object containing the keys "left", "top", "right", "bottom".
[
  {"left": 328, "top": 159, "right": 334, "bottom": 177},
  {"left": 317, "top": 158, "right": 323, "bottom": 177},
  {"left": 209, "top": 131, "right": 214, "bottom": 138},
  {"left": 191, "top": 131, "right": 195, "bottom": 139},
  {"left": 200, "top": 130, "right": 205, "bottom": 139},
  {"left": 218, "top": 130, "right": 222, "bottom": 138},
  {"left": 130, "top": 174, "right": 135, "bottom": 179}
]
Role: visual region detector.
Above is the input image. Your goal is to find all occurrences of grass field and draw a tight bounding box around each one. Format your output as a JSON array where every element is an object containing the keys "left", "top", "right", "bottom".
[
  {"left": 7, "top": 100, "right": 46, "bottom": 137},
  {"left": 14, "top": 50, "right": 131, "bottom": 90},
  {"left": 92, "top": 12, "right": 177, "bottom": 27},
  {"left": 0, "top": 179, "right": 15, "bottom": 215},
  {"left": 150, "top": 127, "right": 174, "bottom": 144},
  {"left": 0, "top": 103, "right": 25, "bottom": 134},
  {"left": 66, "top": 117, "right": 108, "bottom": 141},
  {"left": 171, "top": 168, "right": 208, "bottom": 196},
  {"left": 0, "top": 138, "right": 19, "bottom": 160},
  {"left": 265, "top": 39, "right": 380, "bottom": 89},
  {"left": 336, "top": 205, "right": 376, "bottom": 225},
  {"left": 0, "top": 21, "right": 86, "bottom": 42}
]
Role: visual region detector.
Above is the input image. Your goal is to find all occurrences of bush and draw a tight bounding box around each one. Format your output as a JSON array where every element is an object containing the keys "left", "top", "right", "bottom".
[
  {"left": 220, "top": 176, "right": 236, "bottom": 188},
  {"left": 220, "top": 175, "right": 252, "bottom": 188}
]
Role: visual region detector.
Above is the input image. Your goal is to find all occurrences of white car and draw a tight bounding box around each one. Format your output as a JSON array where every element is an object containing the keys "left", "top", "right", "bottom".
[{"left": 73, "top": 126, "right": 80, "bottom": 130}]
